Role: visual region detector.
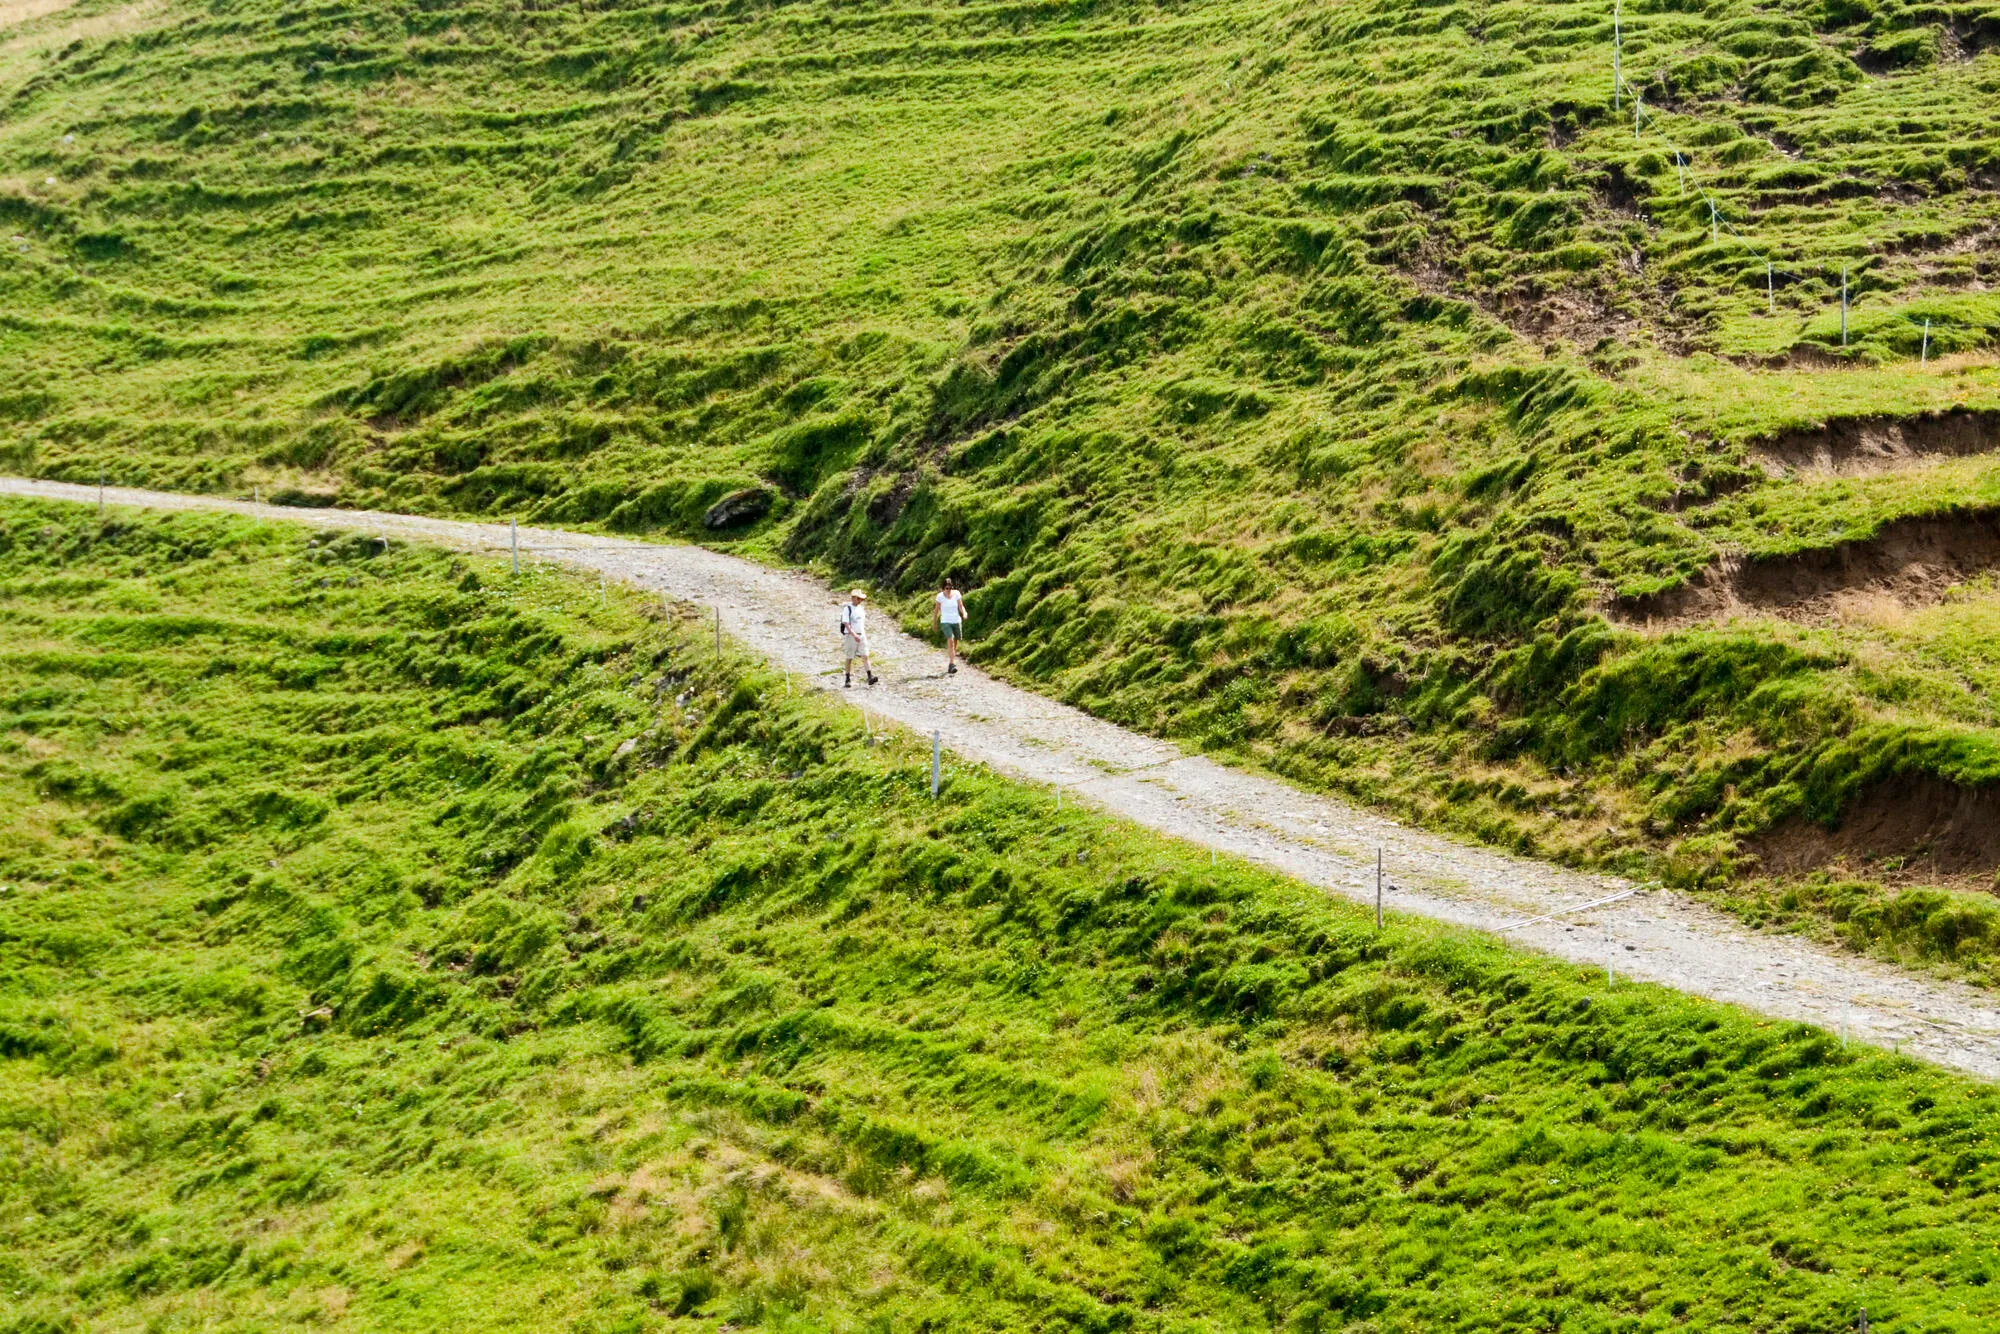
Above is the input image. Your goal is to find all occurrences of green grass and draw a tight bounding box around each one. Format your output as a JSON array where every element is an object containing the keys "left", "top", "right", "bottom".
[
  {"left": 9, "top": 498, "right": 2000, "bottom": 1331},
  {"left": 4, "top": 0, "right": 2000, "bottom": 963}
]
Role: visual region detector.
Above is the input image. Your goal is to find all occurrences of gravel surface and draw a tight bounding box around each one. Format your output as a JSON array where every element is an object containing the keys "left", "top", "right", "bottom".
[{"left": 14, "top": 476, "right": 2000, "bottom": 1080}]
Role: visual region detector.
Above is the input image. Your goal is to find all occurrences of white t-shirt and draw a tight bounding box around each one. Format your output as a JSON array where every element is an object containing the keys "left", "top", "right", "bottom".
[
  {"left": 935, "top": 591, "right": 964, "bottom": 624},
  {"left": 841, "top": 603, "right": 867, "bottom": 636}
]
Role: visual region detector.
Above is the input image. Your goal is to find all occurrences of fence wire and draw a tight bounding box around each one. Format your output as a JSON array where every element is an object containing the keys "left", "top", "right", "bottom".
[{"left": 1604, "top": 27, "right": 1983, "bottom": 353}]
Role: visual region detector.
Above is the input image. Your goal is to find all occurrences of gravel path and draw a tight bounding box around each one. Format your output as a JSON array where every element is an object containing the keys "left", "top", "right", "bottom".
[{"left": 14, "top": 476, "right": 2000, "bottom": 1080}]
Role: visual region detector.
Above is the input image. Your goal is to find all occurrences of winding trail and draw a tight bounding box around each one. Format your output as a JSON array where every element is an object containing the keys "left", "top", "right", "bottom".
[{"left": 13, "top": 476, "right": 2000, "bottom": 1079}]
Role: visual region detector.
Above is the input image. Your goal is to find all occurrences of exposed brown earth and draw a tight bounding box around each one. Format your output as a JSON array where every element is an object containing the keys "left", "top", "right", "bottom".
[
  {"left": 1404, "top": 255, "right": 1696, "bottom": 359},
  {"left": 1753, "top": 407, "right": 2000, "bottom": 478},
  {"left": 1614, "top": 506, "right": 2000, "bottom": 626},
  {"left": 1751, "top": 774, "right": 2000, "bottom": 880}
]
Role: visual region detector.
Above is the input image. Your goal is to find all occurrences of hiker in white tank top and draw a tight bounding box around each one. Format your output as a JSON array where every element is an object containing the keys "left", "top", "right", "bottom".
[
  {"left": 840, "top": 589, "right": 876, "bottom": 688},
  {"left": 933, "top": 578, "right": 966, "bottom": 676}
]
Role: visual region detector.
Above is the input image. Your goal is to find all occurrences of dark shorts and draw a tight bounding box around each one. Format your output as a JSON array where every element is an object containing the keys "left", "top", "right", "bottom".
[{"left": 940, "top": 622, "right": 963, "bottom": 643}]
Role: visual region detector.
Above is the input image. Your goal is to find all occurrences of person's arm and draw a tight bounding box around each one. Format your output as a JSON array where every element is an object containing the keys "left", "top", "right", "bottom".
[{"left": 932, "top": 595, "right": 940, "bottom": 629}]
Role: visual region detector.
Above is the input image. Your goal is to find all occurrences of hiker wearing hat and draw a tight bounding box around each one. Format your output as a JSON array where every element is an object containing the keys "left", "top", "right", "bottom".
[
  {"left": 933, "top": 577, "right": 966, "bottom": 676},
  {"left": 840, "top": 589, "right": 877, "bottom": 688}
]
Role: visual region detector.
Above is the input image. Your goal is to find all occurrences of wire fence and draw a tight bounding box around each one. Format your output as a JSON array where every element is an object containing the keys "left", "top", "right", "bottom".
[{"left": 1608, "top": 1, "right": 1986, "bottom": 360}]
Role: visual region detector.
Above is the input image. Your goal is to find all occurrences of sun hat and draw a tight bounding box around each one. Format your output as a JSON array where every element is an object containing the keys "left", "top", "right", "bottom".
[{"left": 850, "top": 588, "right": 868, "bottom": 600}]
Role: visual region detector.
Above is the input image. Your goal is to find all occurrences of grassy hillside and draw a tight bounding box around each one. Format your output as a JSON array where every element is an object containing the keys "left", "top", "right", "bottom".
[
  {"left": 5, "top": 0, "right": 2000, "bottom": 924},
  {"left": 9, "top": 498, "right": 2000, "bottom": 1332}
]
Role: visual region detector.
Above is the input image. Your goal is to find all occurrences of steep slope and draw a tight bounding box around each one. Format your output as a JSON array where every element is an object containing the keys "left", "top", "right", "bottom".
[
  {"left": 4, "top": 0, "right": 2000, "bottom": 914},
  {"left": 10, "top": 498, "right": 2000, "bottom": 1332}
]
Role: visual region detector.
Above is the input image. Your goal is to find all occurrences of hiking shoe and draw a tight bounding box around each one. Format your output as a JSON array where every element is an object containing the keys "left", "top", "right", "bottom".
[
  {"left": 866, "top": 673, "right": 879, "bottom": 685},
  {"left": 946, "top": 663, "right": 957, "bottom": 675},
  {"left": 843, "top": 674, "right": 851, "bottom": 688}
]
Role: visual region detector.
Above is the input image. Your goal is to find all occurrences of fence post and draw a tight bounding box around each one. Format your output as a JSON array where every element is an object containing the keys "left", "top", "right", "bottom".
[
  {"left": 1767, "top": 261, "right": 1774, "bottom": 314},
  {"left": 1613, "top": 0, "right": 1622, "bottom": 111},
  {"left": 1633, "top": 92, "right": 1641, "bottom": 139},
  {"left": 510, "top": 518, "right": 519, "bottom": 575},
  {"left": 1709, "top": 198, "right": 1718, "bottom": 244},
  {"left": 1922, "top": 318, "right": 1931, "bottom": 365},
  {"left": 1841, "top": 267, "right": 1850, "bottom": 347},
  {"left": 1375, "top": 849, "right": 1384, "bottom": 931},
  {"left": 1607, "top": 938, "right": 1615, "bottom": 987},
  {"left": 930, "top": 731, "right": 941, "bottom": 798},
  {"left": 1675, "top": 152, "right": 1685, "bottom": 192}
]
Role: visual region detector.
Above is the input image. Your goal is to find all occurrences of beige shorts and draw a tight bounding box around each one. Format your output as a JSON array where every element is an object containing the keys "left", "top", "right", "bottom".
[{"left": 843, "top": 631, "right": 869, "bottom": 660}]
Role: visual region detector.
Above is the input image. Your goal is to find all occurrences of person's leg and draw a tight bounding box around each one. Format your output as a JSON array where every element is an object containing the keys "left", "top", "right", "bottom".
[{"left": 945, "top": 625, "right": 958, "bottom": 672}]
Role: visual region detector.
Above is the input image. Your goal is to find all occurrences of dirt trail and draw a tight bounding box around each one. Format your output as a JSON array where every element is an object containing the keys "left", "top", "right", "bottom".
[{"left": 13, "top": 476, "right": 2000, "bottom": 1080}]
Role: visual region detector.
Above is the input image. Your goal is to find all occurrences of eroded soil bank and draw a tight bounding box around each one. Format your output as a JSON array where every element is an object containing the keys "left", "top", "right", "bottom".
[
  {"left": 1614, "top": 506, "right": 2000, "bottom": 626},
  {"left": 1752, "top": 774, "right": 2000, "bottom": 881},
  {"left": 1754, "top": 408, "right": 2000, "bottom": 478}
]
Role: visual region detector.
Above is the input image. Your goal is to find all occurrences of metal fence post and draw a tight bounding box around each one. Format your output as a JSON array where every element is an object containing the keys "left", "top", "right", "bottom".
[
  {"left": 930, "top": 731, "right": 941, "bottom": 798},
  {"left": 1613, "top": 0, "right": 1622, "bottom": 111},
  {"left": 1375, "top": 849, "right": 1384, "bottom": 931},
  {"left": 510, "top": 518, "right": 519, "bottom": 575}
]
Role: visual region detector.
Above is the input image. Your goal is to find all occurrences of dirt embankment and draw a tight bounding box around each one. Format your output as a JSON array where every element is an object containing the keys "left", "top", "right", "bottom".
[
  {"left": 1614, "top": 507, "right": 2000, "bottom": 627},
  {"left": 1752, "top": 775, "right": 2000, "bottom": 881},
  {"left": 1754, "top": 407, "right": 2000, "bottom": 478}
]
